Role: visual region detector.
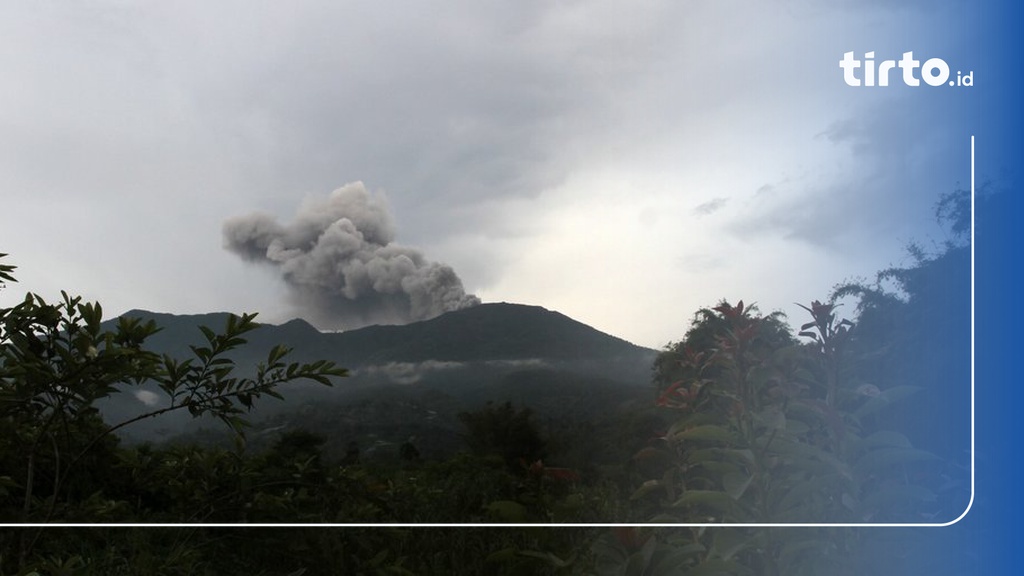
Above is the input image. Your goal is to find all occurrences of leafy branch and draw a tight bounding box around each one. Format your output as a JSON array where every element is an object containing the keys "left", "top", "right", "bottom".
[{"left": 0, "top": 252, "right": 347, "bottom": 562}]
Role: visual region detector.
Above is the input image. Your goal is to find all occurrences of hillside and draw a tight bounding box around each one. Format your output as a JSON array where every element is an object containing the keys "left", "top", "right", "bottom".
[
  {"left": 320, "top": 302, "right": 653, "bottom": 364},
  {"left": 116, "top": 302, "right": 654, "bottom": 367},
  {"left": 102, "top": 303, "right": 659, "bottom": 451}
]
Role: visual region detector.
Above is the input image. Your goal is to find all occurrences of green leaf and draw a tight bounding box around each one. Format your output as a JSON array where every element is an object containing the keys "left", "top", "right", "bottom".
[
  {"left": 719, "top": 448, "right": 756, "bottom": 467},
  {"left": 760, "top": 437, "right": 852, "bottom": 480},
  {"left": 485, "top": 547, "right": 518, "bottom": 563},
  {"left": 486, "top": 500, "right": 527, "bottom": 522},
  {"left": 722, "top": 473, "right": 753, "bottom": 501},
  {"left": 855, "top": 447, "right": 939, "bottom": 475},
  {"left": 517, "top": 550, "right": 574, "bottom": 568},
  {"left": 199, "top": 325, "right": 217, "bottom": 344},
  {"left": 666, "top": 542, "right": 706, "bottom": 556},
  {"left": 675, "top": 425, "right": 737, "bottom": 444},
  {"left": 861, "top": 430, "right": 913, "bottom": 449},
  {"left": 694, "top": 460, "right": 744, "bottom": 478},
  {"left": 0, "top": 252, "right": 17, "bottom": 283},
  {"left": 753, "top": 406, "right": 786, "bottom": 431},
  {"left": 623, "top": 537, "right": 658, "bottom": 576},
  {"left": 268, "top": 344, "right": 290, "bottom": 365},
  {"left": 631, "top": 479, "right": 665, "bottom": 501},
  {"left": 853, "top": 385, "right": 923, "bottom": 419},
  {"left": 778, "top": 538, "right": 830, "bottom": 569},
  {"left": 666, "top": 413, "right": 723, "bottom": 436},
  {"left": 784, "top": 418, "right": 810, "bottom": 435},
  {"left": 711, "top": 529, "right": 753, "bottom": 562},
  {"left": 774, "top": 474, "right": 848, "bottom": 518},
  {"left": 861, "top": 483, "right": 937, "bottom": 511},
  {"left": 647, "top": 547, "right": 704, "bottom": 576},
  {"left": 672, "top": 490, "right": 736, "bottom": 516},
  {"left": 189, "top": 345, "right": 213, "bottom": 362},
  {"left": 686, "top": 558, "right": 752, "bottom": 576},
  {"left": 221, "top": 415, "right": 251, "bottom": 433}
]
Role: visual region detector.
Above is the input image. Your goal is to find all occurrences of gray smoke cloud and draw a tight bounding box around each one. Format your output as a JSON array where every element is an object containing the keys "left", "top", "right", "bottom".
[{"left": 223, "top": 182, "right": 480, "bottom": 329}]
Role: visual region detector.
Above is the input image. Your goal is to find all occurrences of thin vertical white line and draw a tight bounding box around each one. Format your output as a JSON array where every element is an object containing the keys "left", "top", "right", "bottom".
[
  {"left": 970, "top": 134, "right": 976, "bottom": 511},
  {"left": 940, "top": 134, "right": 976, "bottom": 526}
]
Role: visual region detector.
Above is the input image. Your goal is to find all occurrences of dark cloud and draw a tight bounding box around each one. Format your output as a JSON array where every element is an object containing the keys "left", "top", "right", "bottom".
[
  {"left": 156, "top": 2, "right": 678, "bottom": 246},
  {"left": 223, "top": 182, "right": 480, "bottom": 330},
  {"left": 693, "top": 197, "right": 728, "bottom": 217},
  {"left": 726, "top": 89, "right": 972, "bottom": 250},
  {"left": 0, "top": 1, "right": 982, "bottom": 350}
]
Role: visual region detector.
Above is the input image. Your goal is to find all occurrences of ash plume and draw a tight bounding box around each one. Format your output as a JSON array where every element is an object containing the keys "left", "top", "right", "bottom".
[{"left": 223, "top": 182, "right": 480, "bottom": 329}]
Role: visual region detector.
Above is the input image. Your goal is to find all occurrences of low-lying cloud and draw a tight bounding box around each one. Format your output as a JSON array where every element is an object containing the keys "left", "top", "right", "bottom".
[
  {"left": 357, "top": 360, "right": 465, "bottom": 385},
  {"left": 356, "top": 358, "right": 548, "bottom": 385}
]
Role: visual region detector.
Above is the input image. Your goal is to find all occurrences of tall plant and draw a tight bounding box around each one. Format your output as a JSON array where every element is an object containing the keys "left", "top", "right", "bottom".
[{"left": 618, "top": 299, "right": 943, "bottom": 575}]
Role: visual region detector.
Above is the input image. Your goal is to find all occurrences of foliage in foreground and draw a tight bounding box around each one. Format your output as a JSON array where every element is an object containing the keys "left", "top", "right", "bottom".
[
  {"left": 0, "top": 254, "right": 348, "bottom": 568},
  {"left": 0, "top": 188, "right": 972, "bottom": 575},
  {"left": 611, "top": 188, "right": 971, "bottom": 575}
]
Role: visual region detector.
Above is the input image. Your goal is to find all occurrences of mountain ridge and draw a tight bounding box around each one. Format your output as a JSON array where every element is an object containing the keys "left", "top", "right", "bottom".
[
  {"left": 102, "top": 302, "right": 659, "bottom": 446},
  {"left": 117, "top": 302, "right": 657, "bottom": 367}
]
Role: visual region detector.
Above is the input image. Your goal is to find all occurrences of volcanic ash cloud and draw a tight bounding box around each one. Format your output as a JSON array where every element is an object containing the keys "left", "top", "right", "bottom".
[{"left": 223, "top": 182, "right": 480, "bottom": 329}]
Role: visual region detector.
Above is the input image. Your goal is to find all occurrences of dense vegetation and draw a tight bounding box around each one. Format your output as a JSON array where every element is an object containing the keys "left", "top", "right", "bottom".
[{"left": 0, "top": 190, "right": 970, "bottom": 574}]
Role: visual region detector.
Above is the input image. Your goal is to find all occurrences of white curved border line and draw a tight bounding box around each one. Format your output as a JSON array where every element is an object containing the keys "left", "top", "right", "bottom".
[{"left": 8, "top": 138, "right": 977, "bottom": 529}]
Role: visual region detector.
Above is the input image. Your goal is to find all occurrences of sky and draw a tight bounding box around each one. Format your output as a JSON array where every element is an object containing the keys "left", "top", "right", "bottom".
[{"left": 0, "top": 1, "right": 985, "bottom": 349}]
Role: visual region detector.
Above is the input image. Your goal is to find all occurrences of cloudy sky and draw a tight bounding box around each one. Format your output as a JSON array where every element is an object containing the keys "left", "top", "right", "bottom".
[{"left": 0, "top": 1, "right": 988, "bottom": 349}]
